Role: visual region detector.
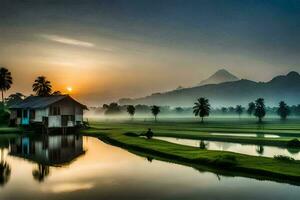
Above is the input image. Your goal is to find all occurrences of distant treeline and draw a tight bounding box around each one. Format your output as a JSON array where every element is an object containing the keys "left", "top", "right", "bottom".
[{"left": 89, "top": 102, "right": 300, "bottom": 116}]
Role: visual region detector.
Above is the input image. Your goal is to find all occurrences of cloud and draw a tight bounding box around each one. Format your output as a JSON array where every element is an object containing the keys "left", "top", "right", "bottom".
[{"left": 40, "top": 34, "right": 95, "bottom": 48}]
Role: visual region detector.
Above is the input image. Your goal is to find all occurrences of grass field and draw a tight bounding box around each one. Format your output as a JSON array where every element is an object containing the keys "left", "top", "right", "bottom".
[{"left": 81, "top": 117, "right": 300, "bottom": 185}]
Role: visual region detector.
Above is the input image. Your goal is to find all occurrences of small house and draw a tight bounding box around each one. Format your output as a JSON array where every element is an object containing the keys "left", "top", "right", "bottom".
[{"left": 9, "top": 95, "right": 88, "bottom": 129}]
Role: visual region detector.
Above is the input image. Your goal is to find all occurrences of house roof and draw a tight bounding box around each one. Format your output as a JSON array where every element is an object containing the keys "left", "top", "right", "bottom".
[{"left": 9, "top": 95, "right": 88, "bottom": 110}]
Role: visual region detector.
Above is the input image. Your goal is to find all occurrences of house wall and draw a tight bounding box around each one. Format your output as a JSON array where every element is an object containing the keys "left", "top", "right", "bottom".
[
  {"left": 34, "top": 108, "right": 49, "bottom": 122},
  {"left": 48, "top": 116, "right": 61, "bottom": 128},
  {"left": 75, "top": 115, "right": 83, "bottom": 124},
  {"left": 52, "top": 98, "right": 84, "bottom": 116}
]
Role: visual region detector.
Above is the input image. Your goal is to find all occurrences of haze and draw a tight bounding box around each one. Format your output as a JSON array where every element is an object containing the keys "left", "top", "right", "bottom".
[{"left": 1, "top": 0, "right": 300, "bottom": 106}]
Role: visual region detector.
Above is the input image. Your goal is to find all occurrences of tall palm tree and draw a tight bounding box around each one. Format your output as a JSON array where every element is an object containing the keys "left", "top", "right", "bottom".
[
  {"left": 193, "top": 97, "right": 210, "bottom": 123},
  {"left": 151, "top": 105, "right": 160, "bottom": 122},
  {"left": 32, "top": 76, "right": 52, "bottom": 97},
  {"left": 127, "top": 105, "right": 136, "bottom": 120},
  {"left": 0, "top": 67, "right": 13, "bottom": 105}
]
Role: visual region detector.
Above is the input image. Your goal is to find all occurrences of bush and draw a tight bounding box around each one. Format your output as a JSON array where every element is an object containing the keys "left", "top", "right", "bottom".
[
  {"left": 274, "top": 155, "right": 295, "bottom": 162},
  {"left": 287, "top": 139, "right": 300, "bottom": 148},
  {"left": 0, "top": 110, "right": 10, "bottom": 125},
  {"left": 211, "top": 155, "right": 238, "bottom": 168}
]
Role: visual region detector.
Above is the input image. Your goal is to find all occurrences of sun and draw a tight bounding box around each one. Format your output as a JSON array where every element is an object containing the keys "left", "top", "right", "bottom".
[{"left": 67, "top": 86, "right": 73, "bottom": 92}]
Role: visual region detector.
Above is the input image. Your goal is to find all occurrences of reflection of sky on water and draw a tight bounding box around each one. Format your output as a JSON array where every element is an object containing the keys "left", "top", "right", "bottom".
[
  {"left": 155, "top": 137, "right": 300, "bottom": 159},
  {"left": 0, "top": 135, "right": 299, "bottom": 199}
]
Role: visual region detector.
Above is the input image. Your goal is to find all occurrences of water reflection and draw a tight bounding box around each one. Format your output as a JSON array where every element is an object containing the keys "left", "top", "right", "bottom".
[
  {"left": 0, "top": 135, "right": 300, "bottom": 199},
  {"left": 9, "top": 134, "right": 85, "bottom": 166},
  {"left": 0, "top": 138, "right": 11, "bottom": 187},
  {"left": 0, "top": 149, "right": 11, "bottom": 187},
  {"left": 155, "top": 136, "right": 300, "bottom": 159},
  {"left": 32, "top": 165, "right": 50, "bottom": 182},
  {"left": 8, "top": 134, "right": 85, "bottom": 183}
]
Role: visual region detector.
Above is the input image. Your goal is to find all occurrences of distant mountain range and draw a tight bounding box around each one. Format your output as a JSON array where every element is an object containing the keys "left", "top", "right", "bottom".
[
  {"left": 119, "top": 70, "right": 300, "bottom": 107},
  {"left": 198, "top": 69, "right": 239, "bottom": 86}
]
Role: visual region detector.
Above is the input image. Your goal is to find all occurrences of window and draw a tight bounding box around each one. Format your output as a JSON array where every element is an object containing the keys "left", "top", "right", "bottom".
[{"left": 50, "top": 106, "right": 61, "bottom": 115}]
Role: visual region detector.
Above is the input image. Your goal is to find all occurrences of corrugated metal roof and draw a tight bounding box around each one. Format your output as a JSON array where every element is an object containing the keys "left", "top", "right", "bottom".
[{"left": 9, "top": 95, "right": 87, "bottom": 109}]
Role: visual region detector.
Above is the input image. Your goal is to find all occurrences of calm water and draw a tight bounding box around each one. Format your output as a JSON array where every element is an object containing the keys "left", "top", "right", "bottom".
[
  {"left": 210, "top": 133, "right": 280, "bottom": 138},
  {"left": 0, "top": 134, "right": 300, "bottom": 200},
  {"left": 154, "top": 136, "right": 300, "bottom": 159}
]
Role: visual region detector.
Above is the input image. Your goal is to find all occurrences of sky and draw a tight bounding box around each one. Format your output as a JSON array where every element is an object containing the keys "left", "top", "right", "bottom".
[{"left": 1, "top": 0, "right": 300, "bottom": 106}]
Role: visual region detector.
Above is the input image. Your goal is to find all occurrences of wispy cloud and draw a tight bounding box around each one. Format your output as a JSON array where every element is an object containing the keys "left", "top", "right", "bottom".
[{"left": 40, "top": 34, "right": 95, "bottom": 48}]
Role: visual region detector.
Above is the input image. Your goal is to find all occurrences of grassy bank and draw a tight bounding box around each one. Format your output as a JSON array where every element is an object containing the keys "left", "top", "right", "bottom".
[{"left": 81, "top": 120, "right": 300, "bottom": 185}]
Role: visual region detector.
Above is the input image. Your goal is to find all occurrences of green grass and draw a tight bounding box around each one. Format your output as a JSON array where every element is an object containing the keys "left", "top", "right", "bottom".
[{"left": 81, "top": 118, "right": 300, "bottom": 185}]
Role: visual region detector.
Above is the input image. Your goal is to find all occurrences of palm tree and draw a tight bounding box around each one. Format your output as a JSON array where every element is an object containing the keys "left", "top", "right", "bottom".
[
  {"left": 127, "top": 105, "right": 136, "bottom": 120},
  {"left": 247, "top": 102, "right": 255, "bottom": 116},
  {"left": 0, "top": 67, "right": 13, "bottom": 105},
  {"left": 277, "top": 101, "right": 290, "bottom": 120},
  {"left": 235, "top": 105, "right": 243, "bottom": 118},
  {"left": 254, "top": 98, "right": 266, "bottom": 123},
  {"left": 32, "top": 164, "right": 50, "bottom": 183},
  {"left": 151, "top": 105, "right": 160, "bottom": 122},
  {"left": 0, "top": 148, "right": 11, "bottom": 187},
  {"left": 32, "top": 76, "right": 52, "bottom": 97},
  {"left": 193, "top": 97, "right": 210, "bottom": 123}
]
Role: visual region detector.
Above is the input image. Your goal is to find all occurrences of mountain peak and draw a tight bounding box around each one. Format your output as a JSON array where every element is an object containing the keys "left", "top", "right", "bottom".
[
  {"left": 198, "top": 69, "right": 239, "bottom": 86},
  {"left": 287, "top": 71, "right": 300, "bottom": 78}
]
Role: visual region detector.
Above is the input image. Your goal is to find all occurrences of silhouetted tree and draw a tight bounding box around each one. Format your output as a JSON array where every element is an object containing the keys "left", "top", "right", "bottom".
[
  {"left": 5, "top": 93, "right": 25, "bottom": 107},
  {"left": 151, "top": 105, "right": 160, "bottom": 122},
  {"left": 193, "top": 97, "right": 210, "bottom": 123},
  {"left": 32, "top": 76, "right": 52, "bottom": 96},
  {"left": 127, "top": 105, "right": 135, "bottom": 120},
  {"left": 32, "top": 164, "right": 50, "bottom": 183},
  {"left": 103, "top": 103, "right": 121, "bottom": 115},
  {"left": 52, "top": 90, "right": 62, "bottom": 95},
  {"left": 247, "top": 102, "right": 255, "bottom": 116},
  {"left": 277, "top": 101, "right": 290, "bottom": 120},
  {"left": 235, "top": 105, "right": 243, "bottom": 118},
  {"left": 221, "top": 107, "right": 228, "bottom": 115},
  {"left": 228, "top": 106, "right": 235, "bottom": 114},
  {"left": 0, "top": 67, "right": 13, "bottom": 106},
  {"left": 175, "top": 107, "right": 184, "bottom": 114},
  {"left": 254, "top": 98, "right": 266, "bottom": 123}
]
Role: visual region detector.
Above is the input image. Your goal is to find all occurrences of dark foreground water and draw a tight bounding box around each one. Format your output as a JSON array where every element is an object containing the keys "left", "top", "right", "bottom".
[{"left": 0, "top": 134, "right": 300, "bottom": 200}]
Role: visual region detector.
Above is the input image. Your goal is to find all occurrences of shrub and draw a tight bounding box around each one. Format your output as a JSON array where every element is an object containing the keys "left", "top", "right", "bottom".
[
  {"left": 287, "top": 139, "right": 300, "bottom": 148},
  {"left": 0, "top": 110, "right": 10, "bottom": 125},
  {"left": 274, "top": 155, "right": 295, "bottom": 162},
  {"left": 211, "top": 155, "right": 238, "bottom": 168}
]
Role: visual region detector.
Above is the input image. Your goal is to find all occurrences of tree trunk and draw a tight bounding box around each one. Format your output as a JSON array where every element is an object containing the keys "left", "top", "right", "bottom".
[
  {"left": 201, "top": 117, "right": 204, "bottom": 123},
  {"left": 155, "top": 116, "right": 157, "bottom": 122}
]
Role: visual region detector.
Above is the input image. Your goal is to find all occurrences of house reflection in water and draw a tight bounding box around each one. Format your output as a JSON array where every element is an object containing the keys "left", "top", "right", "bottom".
[
  {"left": 9, "top": 134, "right": 85, "bottom": 166},
  {"left": 9, "top": 134, "right": 85, "bottom": 182}
]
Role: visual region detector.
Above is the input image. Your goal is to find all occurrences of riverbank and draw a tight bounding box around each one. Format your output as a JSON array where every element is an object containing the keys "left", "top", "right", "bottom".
[{"left": 81, "top": 120, "right": 300, "bottom": 185}]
